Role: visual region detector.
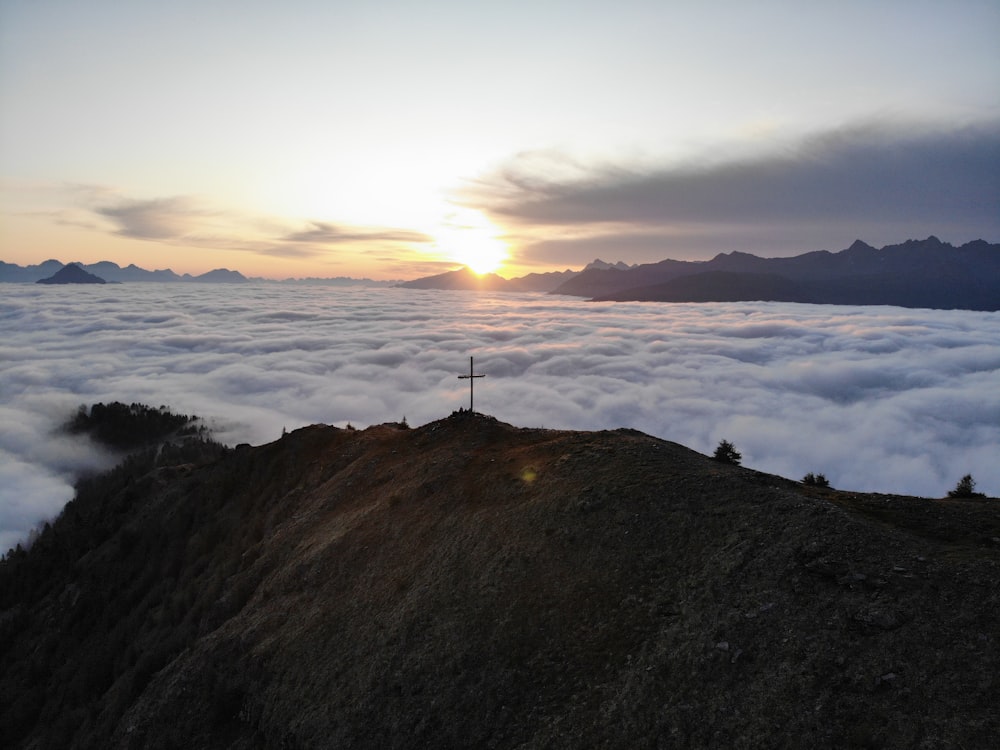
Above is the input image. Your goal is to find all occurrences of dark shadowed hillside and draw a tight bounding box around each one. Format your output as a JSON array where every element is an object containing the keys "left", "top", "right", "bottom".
[
  {"left": 1, "top": 412, "right": 998, "bottom": 749},
  {"left": 593, "top": 270, "right": 811, "bottom": 303},
  {"left": 397, "top": 266, "right": 512, "bottom": 291},
  {"left": 560, "top": 237, "right": 1000, "bottom": 310}
]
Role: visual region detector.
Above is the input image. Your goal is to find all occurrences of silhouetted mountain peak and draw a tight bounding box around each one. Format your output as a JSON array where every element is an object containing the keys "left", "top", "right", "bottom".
[
  {"left": 584, "top": 259, "right": 634, "bottom": 271},
  {"left": 398, "top": 266, "right": 511, "bottom": 291},
  {"left": 35, "top": 262, "right": 106, "bottom": 285},
  {"left": 191, "top": 268, "right": 248, "bottom": 283},
  {"left": 847, "top": 239, "right": 876, "bottom": 253},
  {"left": 895, "top": 236, "right": 950, "bottom": 252},
  {"left": 712, "top": 250, "right": 757, "bottom": 260}
]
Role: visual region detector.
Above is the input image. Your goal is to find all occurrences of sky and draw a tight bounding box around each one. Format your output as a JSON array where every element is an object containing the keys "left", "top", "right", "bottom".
[
  {"left": 3, "top": 284, "right": 999, "bottom": 553},
  {"left": 1, "top": 0, "right": 998, "bottom": 279}
]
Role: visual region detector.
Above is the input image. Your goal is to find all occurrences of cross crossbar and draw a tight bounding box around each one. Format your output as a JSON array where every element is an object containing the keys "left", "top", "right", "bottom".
[{"left": 457, "top": 356, "right": 485, "bottom": 412}]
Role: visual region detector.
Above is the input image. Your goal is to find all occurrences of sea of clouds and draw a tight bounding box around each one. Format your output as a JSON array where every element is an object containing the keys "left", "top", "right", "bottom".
[{"left": 2, "top": 283, "right": 999, "bottom": 553}]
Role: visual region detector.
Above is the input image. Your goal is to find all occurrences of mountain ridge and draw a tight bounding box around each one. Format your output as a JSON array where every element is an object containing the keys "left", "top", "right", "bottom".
[
  {"left": 395, "top": 237, "right": 1000, "bottom": 309},
  {"left": 397, "top": 258, "right": 638, "bottom": 293},
  {"left": 2, "top": 410, "right": 997, "bottom": 748},
  {"left": 1, "top": 260, "right": 248, "bottom": 284},
  {"left": 6, "top": 238, "right": 997, "bottom": 309},
  {"left": 560, "top": 236, "right": 1000, "bottom": 310}
]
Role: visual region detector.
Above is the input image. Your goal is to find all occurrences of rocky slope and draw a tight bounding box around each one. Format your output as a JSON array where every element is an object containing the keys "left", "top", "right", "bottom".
[{"left": 1, "top": 412, "right": 998, "bottom": 748}]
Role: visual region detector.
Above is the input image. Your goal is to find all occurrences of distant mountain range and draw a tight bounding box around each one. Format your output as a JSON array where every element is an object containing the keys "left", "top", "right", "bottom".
[
  {"left": 0, "top": 259, "right": 404, "bottom": 286},
  {"left": 402, "top": 237, "right": 1000, "bottom": 311},
  {"left": 397, "top": 266, "right": 580, "bottom": 292},
  {"left": 1, "top": 259, "right": 249, "bottom": 284},
  {"left": 6, "top": 238, "right": 998, "bottom": 310},
  {"left": 397, "top": 259, "right": 632, "bottom": 293}
]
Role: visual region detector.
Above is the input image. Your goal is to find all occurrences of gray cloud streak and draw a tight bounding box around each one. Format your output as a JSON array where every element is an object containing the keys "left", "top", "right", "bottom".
[
  {"left": 80, "top": 191, "right": 433, "bottom": 262},
  {"left": 475, "top": 123, "right": 1000, "bottom": 226},
  {"left": 97, "top": 196, "right": 207, "bottom": 240},
  {"left": 2, "top": 285, "right": 998, "bottom": 553},
  {"left": 466, "top": 122, "right": 1000, "bottom": 263},
  {"left": 281, "top": 221, "right": 432, "bottom": 245}
]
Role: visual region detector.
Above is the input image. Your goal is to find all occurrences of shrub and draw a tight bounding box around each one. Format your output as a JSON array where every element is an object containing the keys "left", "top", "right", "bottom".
[
  {"left": 947, "top": 474, "right": 985, "bottom": 499},
  {"left": 713, "top": 439, "right": 742, "bottom": 466},
  {"left": 802, "top": 472, "right": 830, "bottom": 488}
]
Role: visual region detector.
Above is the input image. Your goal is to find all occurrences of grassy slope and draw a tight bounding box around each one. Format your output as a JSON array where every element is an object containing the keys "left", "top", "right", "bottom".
[{"left": 2, "top": 413, "right": 998, "bottom": 748}]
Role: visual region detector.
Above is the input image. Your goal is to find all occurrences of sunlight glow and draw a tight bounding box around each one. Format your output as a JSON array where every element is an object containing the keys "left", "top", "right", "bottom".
[{"left": 432, "top": 208, "right": 509, "bottom": 275}]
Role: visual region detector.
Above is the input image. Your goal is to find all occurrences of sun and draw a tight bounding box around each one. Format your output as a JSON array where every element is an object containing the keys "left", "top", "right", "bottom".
[{"left": 432, "top": 208, "right": 509, "bottom": 275}]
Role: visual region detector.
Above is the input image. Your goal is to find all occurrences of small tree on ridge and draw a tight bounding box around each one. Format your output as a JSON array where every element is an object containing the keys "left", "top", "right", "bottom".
[
  {"left": 713, "top": 439, "right": 742, "bottom": 466},
  {"left": 947, "top": 474, "right": 985, "bottom": 499},
  {"left": 803, "top": 472, "right": 830, "bottom": 488}
]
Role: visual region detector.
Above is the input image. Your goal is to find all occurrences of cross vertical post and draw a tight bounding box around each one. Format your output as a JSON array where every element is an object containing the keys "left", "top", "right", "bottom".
[{"left": 457, "top": 356, "right": 485, "bottom": 412}]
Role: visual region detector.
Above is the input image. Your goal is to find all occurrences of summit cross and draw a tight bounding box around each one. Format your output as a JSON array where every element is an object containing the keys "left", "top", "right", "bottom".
[{"left": 457, "top": 356, "right": 486, "bottom": 412}]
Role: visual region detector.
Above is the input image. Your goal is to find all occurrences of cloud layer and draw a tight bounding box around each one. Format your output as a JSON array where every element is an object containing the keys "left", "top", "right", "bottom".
[{"left": 2, "top": 284, "right": 998, "bottom": 553}]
